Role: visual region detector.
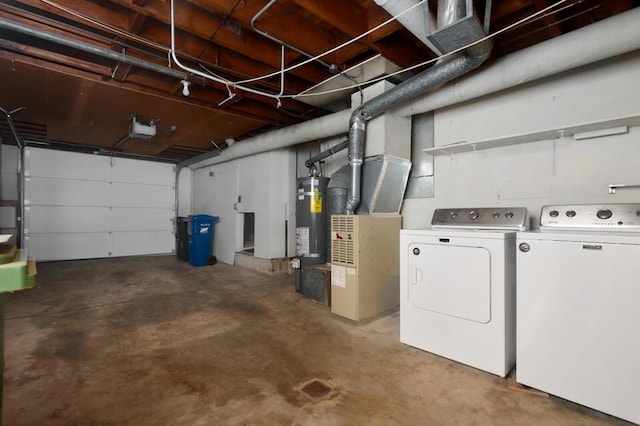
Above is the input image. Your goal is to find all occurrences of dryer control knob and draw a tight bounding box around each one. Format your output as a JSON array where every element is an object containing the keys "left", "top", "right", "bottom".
[
  {"left": 519, "top": 242, "right": 530, "bottom": 253},
  {"left": 549, "top": 210, "right": 559, "bottom": 218},
  {"left": 597, "top": 209, "right": 613, "bottom": 220},
  {"left": 469, "top": 211, "right": 479, "bottom": 220}
]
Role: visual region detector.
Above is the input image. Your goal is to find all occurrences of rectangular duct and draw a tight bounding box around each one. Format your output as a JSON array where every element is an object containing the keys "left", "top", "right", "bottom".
[
  {"left": 405, "top": 111, "right": 434, "bottom": 199},
  {"left": 356, "top": 155, "right": 411, "bottom": 214},
  {"left": 298, "top": 55, "right": 411, "bottom": 112},
  {"left": 427, "top": 0, "right": 492, "bottom": 54}
]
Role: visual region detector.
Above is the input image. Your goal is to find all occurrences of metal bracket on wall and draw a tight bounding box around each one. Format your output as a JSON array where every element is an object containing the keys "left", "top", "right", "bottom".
[
  {"left": 0, "top": 106, "right": 26, "bottom": 248},
  {"left": 608, "top": 183, "right": 640, "bottom": 194}
]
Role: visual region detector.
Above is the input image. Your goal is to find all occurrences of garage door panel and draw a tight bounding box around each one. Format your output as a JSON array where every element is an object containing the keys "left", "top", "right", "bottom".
[
  {"left": 26, "top": 177, "right": 111, "bottom": 206},
  {"left": 0, "top": 206, "right": 15, "bottom": 228},
  {"left": 25, "top": 233, "right": 111, "bottom": 261},
  {"left": 111, "top": 231, "right": 174, "bottom": 256},
  {"left": 110, "top": 183, "right": 174, "bottom": 208},
  {"left": 2, "top": 145, "right": 18, "bottom": 174},
  {"left": 111, "top": 157, "right": 175, "bottom": 186},
  {"left": 26, "top": 206, "right": 111, "bottom": 233},
  {"left": 110, "top": 208, "right": 174, "bottom": 232},
  {"left": 24, "top": 148, "right": 175, "bottom": 260},
  {"left": 1, "top": 178, "right": 18, "bottom": 201},
  {"left": 25, "top": 148, "right": 110, "bottom": 181}
]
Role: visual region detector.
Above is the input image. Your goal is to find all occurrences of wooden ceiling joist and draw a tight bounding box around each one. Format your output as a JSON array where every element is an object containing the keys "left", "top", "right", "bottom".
[{"left": 0, "top": 0, "right": 636, "bottom": 161}]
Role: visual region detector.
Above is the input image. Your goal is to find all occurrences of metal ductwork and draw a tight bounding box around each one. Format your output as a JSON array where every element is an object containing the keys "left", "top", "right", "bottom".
[
  {"left": 0, "top": 16, "right": 187, "bottom": 81},
  {"left": 183, "top": 7, "right": 640, "bottom": 173},
  {"left": 304, "top": 139, "right": 349, "bottom": 170},
  {"left": 374, "top": 0, "right": 441, "bottom": 54},
  {"left": 345, "top": 0, "right": 492, "bottom": 214}
]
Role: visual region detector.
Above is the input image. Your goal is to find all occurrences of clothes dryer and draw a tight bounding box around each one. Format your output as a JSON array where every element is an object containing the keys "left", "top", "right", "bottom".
[{"left": 400, "top": 207, "right": 527, "bottom": 377}]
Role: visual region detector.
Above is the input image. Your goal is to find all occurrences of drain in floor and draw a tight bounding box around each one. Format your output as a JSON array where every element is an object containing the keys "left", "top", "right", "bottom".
[{"left": 298, "top": 379, "right": 336, "bottom": 401}]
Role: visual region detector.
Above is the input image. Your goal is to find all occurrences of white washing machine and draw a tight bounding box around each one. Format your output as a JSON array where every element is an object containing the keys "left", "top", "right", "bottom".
[
  {"left": 400, "top": 207, "right": 528, "bottom": 377},
  {"left": 517, "top": 204, "right": 640, "bottom": 425}
]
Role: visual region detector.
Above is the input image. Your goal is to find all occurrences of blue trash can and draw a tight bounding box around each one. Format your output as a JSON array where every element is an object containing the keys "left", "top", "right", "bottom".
[{"left": 188, "top": 215, "right": 219, "bottom": 267}]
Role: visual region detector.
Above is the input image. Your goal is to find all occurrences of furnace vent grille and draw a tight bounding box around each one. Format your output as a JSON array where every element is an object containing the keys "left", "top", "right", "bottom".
[
  {"left": 331, "top": 215, "right": 356, "bottom": 266},
  {"left": 332, "top": 215, "right": 354, "bottom": 234}
]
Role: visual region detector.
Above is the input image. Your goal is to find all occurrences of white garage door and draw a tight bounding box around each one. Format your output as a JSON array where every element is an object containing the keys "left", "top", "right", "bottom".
[{"left": 24, "top": 148, "right": 175, "bottom": 261}]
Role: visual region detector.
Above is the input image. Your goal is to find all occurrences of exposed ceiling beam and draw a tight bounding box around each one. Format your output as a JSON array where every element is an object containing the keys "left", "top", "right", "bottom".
[
  {"left": 530, "top": 0, "right": 564, "bottom": 37},
  {"left": 186, "top": 0, "right": 340, "bottom": 64},
  {"left": 1, "top": 4, "right": 316, "bottom": 119},
  {"left": 105, "top": 0, "right": 331, "bottom": 80},
  {"left": 139, "top": 24, "right": 314, "bottom": 95},
  {"left": 110, "top": 12, "right": 148, "bottom": 82},
  {"left": 13, "top": 0, "right": 130, "bottom": 30},
  {"left": 0, "top": 38, "right": 112, "bottom": 76},
  {"left": 291, "top": 0, "right": 432, "bottom": 68},
  {"left": 11, "top": 0, "right": 329, "bottom": 84}
]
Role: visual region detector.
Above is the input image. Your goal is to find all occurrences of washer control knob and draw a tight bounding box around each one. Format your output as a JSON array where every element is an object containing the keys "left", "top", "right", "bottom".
[
  {"left": 549, "top": 210, "right": 559, "bottom": 218},
  {"left": 597, "top": 209, "right": 613, "bottom": 220},
  {"left": 636, "top": 210, "right": 640, "bottom": 217},
  {"left": 505, "top": 211, "right": 514, "bottom": 219},
  {"left": 469, "top": 211, "right": 479, "bottom": 220},
  {"left": 492, "top": 212, "right": 501, "bottom": 219},
  {"left": 412, "top": 247, "right": 420, "bottom": 256},
  {"left": 566, "top": 210, "right": 576, "bottom": 218},
  {"left": 519, "top": 242, "right": 530, "bottom": 253},
  {"left": 450, "top": 212, "right": 457, "bottom": 219}
]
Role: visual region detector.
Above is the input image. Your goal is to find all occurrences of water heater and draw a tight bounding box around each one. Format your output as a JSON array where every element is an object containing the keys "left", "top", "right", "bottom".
[{"left": 294, "top": 175, "right": 329, "bottom": 291}]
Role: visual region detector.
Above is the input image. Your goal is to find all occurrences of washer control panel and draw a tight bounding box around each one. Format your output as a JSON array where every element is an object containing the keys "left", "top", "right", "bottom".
[
  {"left": 540, "top": 204, "right": 640, "bottom": 231},
  {"left": 431, "top": 207, "right": 528, "bottom": 230}
]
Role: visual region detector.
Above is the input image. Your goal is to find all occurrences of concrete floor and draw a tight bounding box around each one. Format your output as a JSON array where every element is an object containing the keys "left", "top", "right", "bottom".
[{"left": 2, "top": 256, "right": 629, "bottom": 425}]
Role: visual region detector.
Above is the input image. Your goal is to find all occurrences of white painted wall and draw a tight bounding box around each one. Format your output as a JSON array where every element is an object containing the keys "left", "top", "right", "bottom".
[
  {"left": 191, "top": 148, "right": 296, "bottom": 264},
  {"left": 0, "top": 145, "right": 18, "bottom": 240},
  {"left": 402, "top": 51, "right": 640, "bottom": 229},
  {"left": 184, "top": 47, "right": 640, "bottom": 264},
  {"left": 192, "top": 161, "right": 234, "bottom": 264},
  {"left": 177, "top": 166, "right": 192, "bottom": 217}
]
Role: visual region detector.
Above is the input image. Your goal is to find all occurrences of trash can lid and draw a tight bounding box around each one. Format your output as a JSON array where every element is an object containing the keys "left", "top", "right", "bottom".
[{"left": 190, "top": 214, "right": 220, "bottom": 223}]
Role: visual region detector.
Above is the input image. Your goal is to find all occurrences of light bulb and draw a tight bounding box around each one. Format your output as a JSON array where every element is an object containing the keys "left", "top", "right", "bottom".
[{"left": 181, "top": 80, "right": 190, "bottom": 97}]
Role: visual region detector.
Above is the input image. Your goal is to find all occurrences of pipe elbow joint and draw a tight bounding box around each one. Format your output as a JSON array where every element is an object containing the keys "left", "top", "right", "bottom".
[{"left": 465, "top": 39, "right": 493, "bottom": 64}]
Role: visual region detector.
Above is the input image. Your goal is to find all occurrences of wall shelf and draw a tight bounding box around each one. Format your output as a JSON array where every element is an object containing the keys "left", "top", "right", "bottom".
[{"left": 424, "top": 114, "right": 640, "bottom": 156}]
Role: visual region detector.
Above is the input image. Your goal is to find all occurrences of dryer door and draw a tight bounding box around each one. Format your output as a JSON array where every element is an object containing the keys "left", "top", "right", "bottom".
[{"left": 407, "top": 243, "right": 491, "bottom": 323}]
